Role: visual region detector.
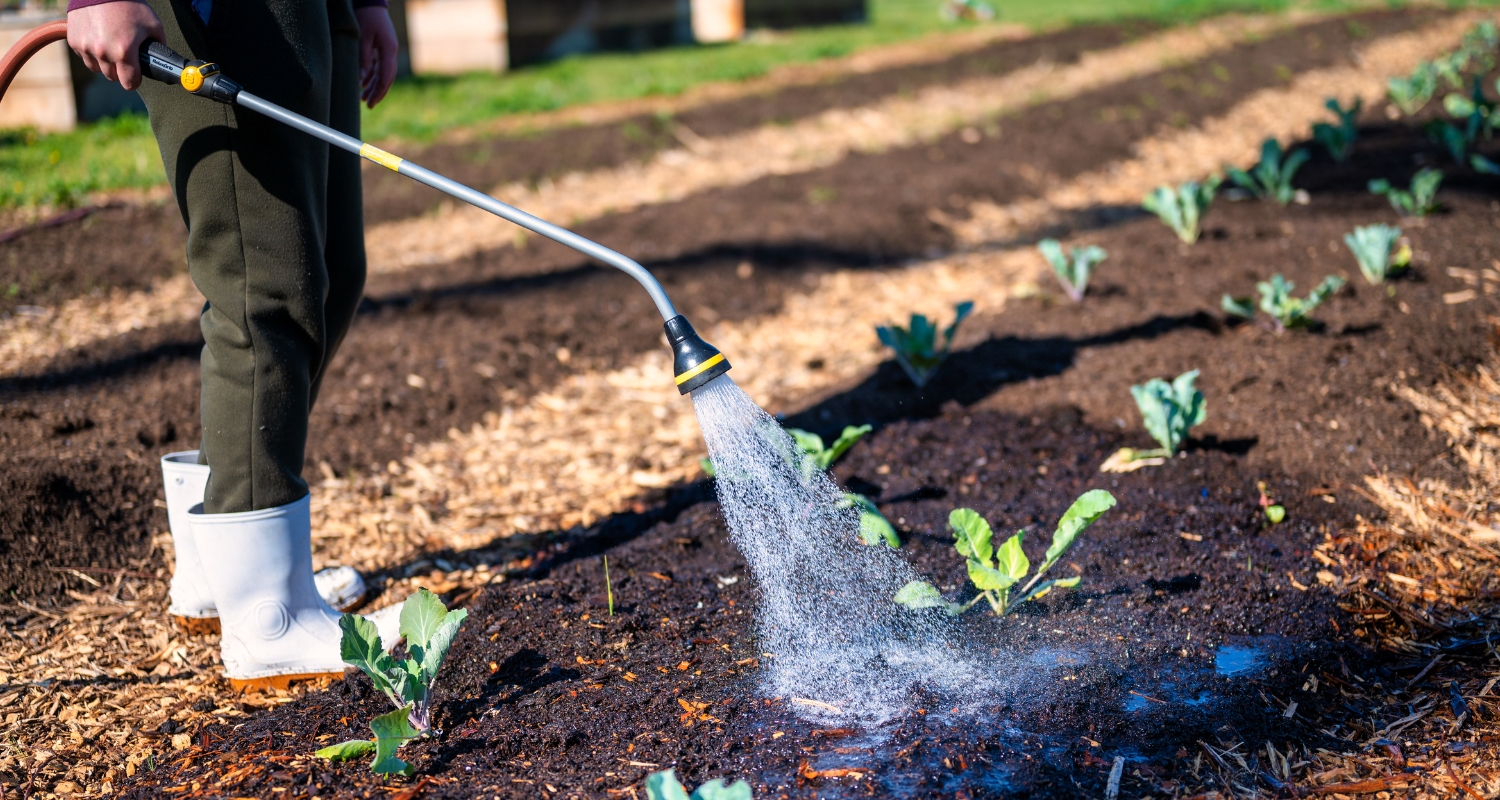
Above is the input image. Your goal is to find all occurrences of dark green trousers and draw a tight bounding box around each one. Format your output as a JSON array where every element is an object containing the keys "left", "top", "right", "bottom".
[{"left": 139, "top": 0, "right": 367, "bottom": 513}]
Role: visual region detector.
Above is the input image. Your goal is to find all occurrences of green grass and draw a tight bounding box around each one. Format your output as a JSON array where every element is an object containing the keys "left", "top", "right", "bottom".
[{"left": 0, "top": 0, "right": 1468, "bottom": 209}]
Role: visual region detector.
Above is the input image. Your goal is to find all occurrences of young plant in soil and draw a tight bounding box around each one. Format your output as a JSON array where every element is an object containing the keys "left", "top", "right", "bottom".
[
  {"left": 1102, "top": 370, "right": 1206, "bottom": 471},
  {"left": 315, "top": 589, "right": 469, "bottom": 776},
  {"left": 702, "top": 423, "right": 898, "bottom": 546},
  {"left": 1142, "top": 176, "right": 1220, "bottom": 245},
  {"left": 1368, "top": 168, "right": 1442, "bottom": 218},
  {"left": 1037, "top": 238, "right": 1107, "bottom": 302},
  {"left": 894, "top": 490, "right": 1116, "bottom": 617},
  {"left": 876, "top": 301, "right": 973, "bottom": 388},
  {"left": 1225, "top": 138, "right": 1309, "bottom": 205},
  {"left": 1344, "top": 224, "right": 1411, "bottom": 285},
  {"left": 701, "top": 423, "right": 869, "bottom": 477},
  {"left": 1387, "top": 64, "right": 1437, "bottom": 116},
  {"left": 646, "top": 768, "right": 752, "bottom": 800},
  {"left": 1222, "top": 274, "right": 1346, "bottom": 334},
  {"left": 1311, "top": 98, "right": 1361, "bottom": 162}
]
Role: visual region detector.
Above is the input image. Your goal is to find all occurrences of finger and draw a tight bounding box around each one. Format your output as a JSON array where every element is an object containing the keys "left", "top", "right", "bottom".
[
  {"left": 118, "top": 60, "right": 140, "bottom": 91},
  {"left": 79, "top": 51, "right": 100, "bottom": 74},
  {"left": 369, "top": 37, "right": 397, "bottom": 107},
  {"left": 100, "top": 61, "right": 118, "bottom": 84}
]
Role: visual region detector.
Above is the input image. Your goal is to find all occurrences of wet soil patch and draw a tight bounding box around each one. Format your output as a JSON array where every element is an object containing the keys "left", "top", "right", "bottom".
[{"left": 119, "top": 403, "right": 1367, "bottom": 799}]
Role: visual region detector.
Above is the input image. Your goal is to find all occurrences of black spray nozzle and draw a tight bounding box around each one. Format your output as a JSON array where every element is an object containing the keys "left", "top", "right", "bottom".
[
  {"left": 140, "top": 40, "right": 242, "bottom": 103},
  {"left": 665, "top": 315, "right": 730, "bottom": 395}
]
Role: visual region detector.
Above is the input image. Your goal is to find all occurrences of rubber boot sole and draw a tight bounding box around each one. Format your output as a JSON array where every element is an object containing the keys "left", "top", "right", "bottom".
[
  {"left": 173, "top": 615, "right": 221, "bottom": 635},
  {"left": 229, "top": 670, "right": 347, "bottom": 692}
]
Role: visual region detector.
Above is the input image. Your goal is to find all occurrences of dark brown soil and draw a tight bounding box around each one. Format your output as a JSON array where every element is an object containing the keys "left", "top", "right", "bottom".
[
  {"left": 0, "top": 9, "right": 1439, "bottom": 318},
  {"left": 0, "top": 201, "right": 185, "bottom": 316},
  {"left": 118, "top": 101, "right": 1499, "bottom": 800},
  {"left": 355, "top": 22, "right": 1157, "bottom": 226},
  {"left": 0, "top": 9, "right": 1481, "bottom": 607}
]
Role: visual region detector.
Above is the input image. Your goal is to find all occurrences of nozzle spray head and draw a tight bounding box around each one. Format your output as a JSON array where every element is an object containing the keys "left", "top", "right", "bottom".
[{"left": 666, "top": 315, "right": 730, "bottom": 395}]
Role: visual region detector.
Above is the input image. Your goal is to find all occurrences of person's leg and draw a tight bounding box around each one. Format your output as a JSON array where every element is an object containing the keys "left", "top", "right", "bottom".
[
  {"left": 138, "top": 0, "right": 333, "bottom": 514},
  {"left": 311, "top": 0, "right": 367, "bottom": 409}
]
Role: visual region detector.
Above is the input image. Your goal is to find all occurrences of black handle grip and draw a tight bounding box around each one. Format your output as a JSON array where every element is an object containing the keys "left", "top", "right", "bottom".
[
  {"left": 140, "top": 40, "right": 187, "bottom": 85},
  {"left": 137, "top": 40, "right": 242, "bottom": 104}
]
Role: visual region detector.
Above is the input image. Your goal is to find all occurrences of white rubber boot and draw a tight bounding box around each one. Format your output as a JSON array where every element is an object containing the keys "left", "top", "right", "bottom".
[
  {"left": 162, "top": 451, "right": 368, "bottom": 635},
  {"left": 189, "top": 494, "right": 351, "bottom": 690},
  {"left": 162, "top": 452, "right": 218, "bottom": 633}
]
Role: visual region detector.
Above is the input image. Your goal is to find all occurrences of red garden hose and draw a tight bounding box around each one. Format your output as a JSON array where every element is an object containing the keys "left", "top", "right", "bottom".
[{"left": 0, "top": 20, "right": 68, "bottom": 102}]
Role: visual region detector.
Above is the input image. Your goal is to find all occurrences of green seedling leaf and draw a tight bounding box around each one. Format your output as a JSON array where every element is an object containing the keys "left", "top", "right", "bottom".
[
  {"left": 949, "top": 508, "right": 993, "bottom": 564},
  {"left": 993, "top": 531, "right": 1030, "bottom": 582},
  {"left": 1369, "top": 168, "right": 1442, "bottom": 217},
  {"left": 1038, "top": 239, "right": 1108, "bottom": 302},
  {"left": 1344, "top": 224, "right": 1405, "bottom": 284},
  {"left": 1472, "top": 154, "right": 1500, "bottom": 175},
  {"left": 1044, "top": 490, "right": 1117, "bottom": 570},
  {"left": 1130, "top": 370, "right": 1205, "bottom": 456},
  {"left": 787, "top": 428, "right": 825, "bottom": 459},
  {"left": 417, "top": 608, "right": 467, "bottom": 680},
  {"left": 877, "top": 302, "right": 973, "bottom": 387},
  {"left": 690, "top": 778, "right": 755, "bottom": 800},
  {"left": 967, "top": 558, "right": 1018, "bottom": 592},
  {"left": 1017, "top": 575, "right": 1082, "bottom": 605},
  {"left": 1226, "top": 138, "right": 1308, "bottom": 205},
  {"left": 820, "top": 424, "right": 872, "bottom": 469},
  {"left": 1388, "top": 64, "right": 1436, "bottom": 116},
  {"left": 1266, "top": 505, "right": 1286, "bottom": 524},
  {"left": 646, "top": 770, "right": 693, "bottom": 800},
  {"left": 370, "top": 705, "right": 419, "bottom": 777},
  {"left": 1225, "top": 274, "right": 1345, "bottom": 333},
  {"left": 700, "top": 457, "right": 716, "bottom": 477},
  {"left": 315, "top": 739, "right": 376, "bottom": 762},
  {"left": 894, "top": 580, "right": 948, "bottom": 610},
  {"left": 841, "top": 493, "right": 899, "bottom": 547},
  {"left": 1312, "top": 98, "right": 1361, "bottom": 162},
  {"left": 339, "top": 613, "right": 397, "bottom": 699},
  {"left": 399, "top": 588, "right": 448, "bottom": 652},
  {"left": 1143, "top": 176, "right": 1220, "bottom": 244}
]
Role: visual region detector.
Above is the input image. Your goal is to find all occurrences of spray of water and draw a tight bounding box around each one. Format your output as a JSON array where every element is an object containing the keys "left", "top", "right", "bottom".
[{"left": 692, "top": 375, "right": 993, "bottom": 724}]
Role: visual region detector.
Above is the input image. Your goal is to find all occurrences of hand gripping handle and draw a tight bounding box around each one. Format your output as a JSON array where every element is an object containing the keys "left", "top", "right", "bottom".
[{"left": 138, "top": 39, "right": 241, "bottom": 103}]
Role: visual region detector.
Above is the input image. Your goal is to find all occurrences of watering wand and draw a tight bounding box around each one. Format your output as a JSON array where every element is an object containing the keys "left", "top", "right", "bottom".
[{"left": 0, "top": 27, "right": 730, "bottom": 394}]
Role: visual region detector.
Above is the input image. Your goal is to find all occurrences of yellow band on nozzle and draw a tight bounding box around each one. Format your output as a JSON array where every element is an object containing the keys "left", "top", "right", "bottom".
[{"left": 674, "top": 353, "right": 726, "bottom": 386}]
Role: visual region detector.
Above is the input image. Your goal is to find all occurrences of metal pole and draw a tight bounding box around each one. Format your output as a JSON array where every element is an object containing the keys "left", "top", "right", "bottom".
[{"left": 235, "top": 91, "right": 680, "bottom": 322}]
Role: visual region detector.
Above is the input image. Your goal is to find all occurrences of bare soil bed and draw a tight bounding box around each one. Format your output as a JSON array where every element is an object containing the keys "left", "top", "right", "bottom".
[
  {"left": 120, "top": 108, "right": 1499, "bottom": 796},
  {"left": 0, "top": 9, "right": 1444, "bottom": 602}
]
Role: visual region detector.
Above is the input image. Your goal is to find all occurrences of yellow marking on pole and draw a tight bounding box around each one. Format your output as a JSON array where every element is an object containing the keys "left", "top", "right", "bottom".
[
  {"left": 674, "top": 353, "right": 726, "bottom": 385},
  {"left": 359, "top": 143, "right": 403, "bottom": 172}
]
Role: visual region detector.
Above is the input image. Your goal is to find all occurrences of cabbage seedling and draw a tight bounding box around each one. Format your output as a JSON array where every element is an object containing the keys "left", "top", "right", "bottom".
[
  {"left": 646, "top": 768, "right": 752, "bottom": 800},
  {"left": 1311, "top": 98, "right": 1361, "bottom": 162},
  {"left": 1130, "top": 370, "right": 1207, "bottom": 459},
  {"left": 840, "top": 492, "right": 900, "bottom": 548},
  {"left": 1143, "top": 176, "right": 1221, "bottom": 244},
  {"left": 789, "top": 424, "right": 872, "bottom": 471},
  {"left": 1038, "top": 239, "right": 1107, "bottom": 302},
  {"left": 1344, "top": 224, "right": 1410, "bottom": 284},
  {"left": 1442, "top": 76, "right": 1500, "bottom": 148},
  {"left": 1222, "top": 273, "right": 1346, "bottom": 334},
  {"left": 1369, "top": 168, "right": 1442, "bottom": 217},
  {"left": 895, "top": 490, "right": 1116, "bottom": 616},
  {"left": 315, "top": 589, "right": 468, "bottom": 776},
  {"left": 1226, "top": 138, "right": 1310, "bottom": 205},
  {"left": 1387, "top": 65, "right": 1437, "bottom": 116},
  {"left": 877, "top": 301, "right": 974, "bottom": 387}
]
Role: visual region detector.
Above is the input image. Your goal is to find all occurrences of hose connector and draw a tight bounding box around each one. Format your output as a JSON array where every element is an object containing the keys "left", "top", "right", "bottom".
[{"left": 665, "top": 316, "right": 730, "bottom": 395}]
